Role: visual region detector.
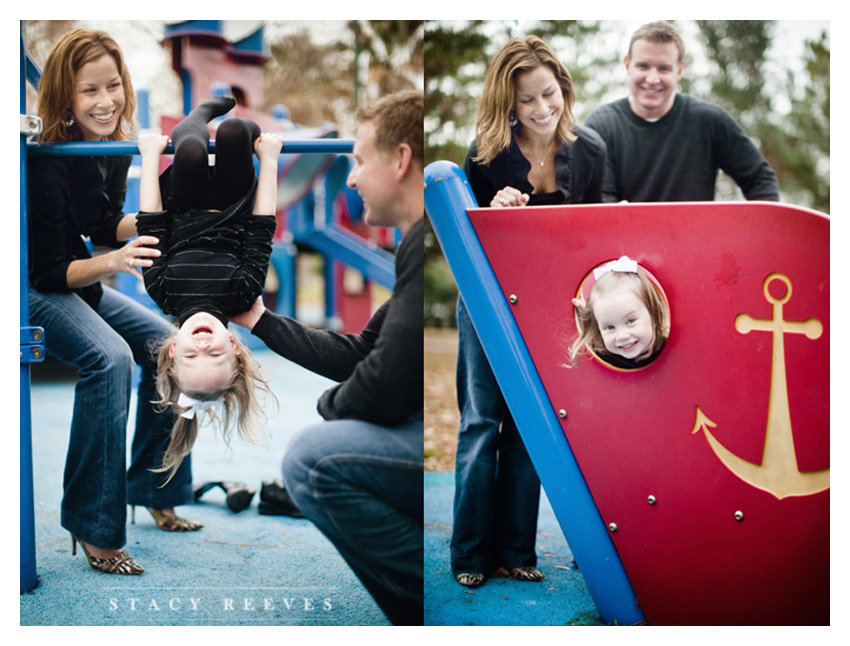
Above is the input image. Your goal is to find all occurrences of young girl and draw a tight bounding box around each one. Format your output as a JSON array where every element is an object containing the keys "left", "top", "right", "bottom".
[
  {"left": 569, "top": 256, "right": 669, "bottom": 369},
  {"left": 136, "top": 96, "right": 282, "bottom": 482}
]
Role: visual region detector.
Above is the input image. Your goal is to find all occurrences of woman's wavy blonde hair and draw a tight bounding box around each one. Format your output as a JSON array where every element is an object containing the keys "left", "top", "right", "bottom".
[
  {"left": 152, "top": 333, "right": 277, "bottom": 484},
  {"left": 36, "top": 28, "right": 136, "bottom": 144},
  {"left": 568, "top": 270, "right": 669, "bottom": 368},
  {"left": 473, "top": 35, "right": 577, "bottom": 166}
]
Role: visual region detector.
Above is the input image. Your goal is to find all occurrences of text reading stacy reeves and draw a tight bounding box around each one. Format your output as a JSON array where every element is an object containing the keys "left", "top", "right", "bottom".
[{"left": 108, "top": 596, "right": 334, "bottom": 612}]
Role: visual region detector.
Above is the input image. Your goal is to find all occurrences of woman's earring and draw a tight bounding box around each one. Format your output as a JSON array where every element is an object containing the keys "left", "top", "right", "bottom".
[
  {"left": 509, "top": 110, "right": 518, "bottom": 128},
  {"left": 61, "top": 111, "right": 75, "bottom": 128}
]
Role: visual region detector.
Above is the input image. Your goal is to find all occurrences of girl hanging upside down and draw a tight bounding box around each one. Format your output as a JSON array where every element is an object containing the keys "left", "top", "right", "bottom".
[{"left": 136, "top": 95, "right": 282, "bottom": 482}]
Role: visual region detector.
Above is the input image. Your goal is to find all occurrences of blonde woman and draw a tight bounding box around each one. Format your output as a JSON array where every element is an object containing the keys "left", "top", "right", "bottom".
[{"left": 452, "top": 36, "right": 607, "bottom": 588}]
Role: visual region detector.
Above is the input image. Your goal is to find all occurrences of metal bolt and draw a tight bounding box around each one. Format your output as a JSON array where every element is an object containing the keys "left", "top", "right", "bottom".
[
  {"left": 508, "top": 294, "right": 518, "bottom": 304},
  {"left": 647, "top": 495, "right": 657, "bottom": 505},
  {"left": 558, "top": 409, "right": 567, "bottom": 419},
  {"left": 32, "top": 348, "right": 43, "bottom": 360},
  {"left": 734, "top": 510, "right": 744, "bottom": 522},
  {"left": 608, "top": 522, "right": 618, "bottom": 533},
  {"left": 32, "top": 329, "right": 43, "bottom": 342}
]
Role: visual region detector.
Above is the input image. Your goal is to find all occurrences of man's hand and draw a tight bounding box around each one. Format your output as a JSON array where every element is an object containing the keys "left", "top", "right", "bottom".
[{"left": 230, "top": 296, "right": 267, "bottom": 331}]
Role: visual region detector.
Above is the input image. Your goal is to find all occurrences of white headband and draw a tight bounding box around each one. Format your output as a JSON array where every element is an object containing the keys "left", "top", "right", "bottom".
[
  {"left": 177, "top": 392, "right": 223, "bottom": 420},
  {"left": 593, "top": 255, "right": 638, "bottom": 281}
]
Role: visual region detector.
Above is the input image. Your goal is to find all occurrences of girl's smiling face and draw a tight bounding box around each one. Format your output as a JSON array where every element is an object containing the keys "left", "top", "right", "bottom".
[
  {"left": 592, "top": 289, "right": 654, "bottom": 359},
  {"left": 170, "top": 312, "right": 240, "bottom": 393}
]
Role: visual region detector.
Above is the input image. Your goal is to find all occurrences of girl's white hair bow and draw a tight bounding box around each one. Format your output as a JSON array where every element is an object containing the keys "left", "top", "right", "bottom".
[
  {"left": 177, "top": 392, "right": 223, "bottom": 419},
  {"left": 593, "top": 255, "right": 638, "bottom": 280}
]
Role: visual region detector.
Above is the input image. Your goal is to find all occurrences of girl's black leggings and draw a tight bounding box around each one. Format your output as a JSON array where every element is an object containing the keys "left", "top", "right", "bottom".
[{"left": 169, "top": 96, "right": 261, "bottom": 211}]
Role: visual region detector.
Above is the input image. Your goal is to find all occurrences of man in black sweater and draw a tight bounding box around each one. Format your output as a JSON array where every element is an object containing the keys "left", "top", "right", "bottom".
[
  {"left": 231, "top": 90, "right": 424, "bottom": 626},
  {"left": 586, "top": 21, "right": 779, "bottom": 203}
]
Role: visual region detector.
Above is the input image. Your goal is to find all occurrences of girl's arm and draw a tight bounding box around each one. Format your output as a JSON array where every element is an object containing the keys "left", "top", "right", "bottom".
[
  {"left": 252, "top": 133, "right": 283, "bottom": 216},
  {"left": 115, "top": 213, "right": 139, "bottom": 241},
  {"left": 138, "top": 133, "right": 169, "bottom": 213}
]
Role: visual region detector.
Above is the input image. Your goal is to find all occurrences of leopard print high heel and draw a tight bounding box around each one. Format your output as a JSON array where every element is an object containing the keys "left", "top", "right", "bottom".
[
  {"left": 507, "top": 566, "right": 544, "bottom": 582},
  {"left": 71, "top": 535, "right": 144, "bottom": 575},
  {"left": 455, "top": 572, "right": 485, "bottom": 588},
  {"left": 131, "top": 506, "right": 204, "bottom": 532}
]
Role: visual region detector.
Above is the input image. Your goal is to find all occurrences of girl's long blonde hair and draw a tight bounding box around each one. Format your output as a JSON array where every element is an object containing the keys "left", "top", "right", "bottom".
[
  {"left": 569, "top": 270, "right": 669, "bottom": 368},
  {"left": 473, "top": 35, "right": 577, "bottom": 166},
  {"left": 37, "top": 28, "right": 136, "bottom": 144},
  {"left": 152, "top": 333, "right": 276, "bottom": 484}
]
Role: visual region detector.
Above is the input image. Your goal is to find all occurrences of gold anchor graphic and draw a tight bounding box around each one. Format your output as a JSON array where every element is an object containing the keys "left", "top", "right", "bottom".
[{"left": 691, "top": 272, "right": 829, "bottom": 499}]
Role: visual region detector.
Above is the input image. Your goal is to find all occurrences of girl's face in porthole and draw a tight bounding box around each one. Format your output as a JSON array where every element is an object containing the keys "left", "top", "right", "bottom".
[{"left": 591, "top": 288, "right": 654, "bottom": 360}]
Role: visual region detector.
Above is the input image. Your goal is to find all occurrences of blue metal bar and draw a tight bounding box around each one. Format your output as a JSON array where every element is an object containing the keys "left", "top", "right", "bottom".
[
  {"left": 26, "top": 139, "right": 354, "bottom": 157},
  {"left": 20, "top": 26, "right": 38, "bottom": 595},
  {"left": 424, "top": 160, "right": 644, "bottom": 625},
  {"left": 25, "top": 48, "right": 41, "bottom": 89},
  {"left": 295, "top": 226, "right": 395, "bottom": 290}
]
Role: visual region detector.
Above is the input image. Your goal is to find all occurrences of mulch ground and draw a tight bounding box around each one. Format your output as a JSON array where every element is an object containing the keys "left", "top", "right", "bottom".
[{"left": 424, "top": 328, "right": 460, "bottom": 472}]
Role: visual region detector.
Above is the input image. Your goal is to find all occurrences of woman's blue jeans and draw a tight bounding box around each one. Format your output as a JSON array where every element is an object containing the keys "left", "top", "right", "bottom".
[
  {"left": 29, "top": 285, "right": 194, "bottom": 550},
  {"left": 281, "top": 411, "right": 424, "bottom": 626},
  {"left": 451, "top": 297, "right": 540, "bottom": 575}
]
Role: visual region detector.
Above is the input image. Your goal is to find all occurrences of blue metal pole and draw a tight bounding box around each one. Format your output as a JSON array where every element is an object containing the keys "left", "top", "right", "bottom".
[
  {"left": 136, "top": 88, "right": 151, "bottom": 130},
  {"left": 297, "top": 227, "right": 395, "bottom": 289},
  {"left": 26, "top": 139, "right": 355, "bottom": 157},
  {"left": 424, "top": 160, "right": 644, "bottom": 625},
  {"left": 20, "top": 25, "right": 38, "bottom": 594}
]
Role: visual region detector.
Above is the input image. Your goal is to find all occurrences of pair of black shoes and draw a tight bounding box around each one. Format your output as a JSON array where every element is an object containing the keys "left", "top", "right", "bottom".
[
  {"left": 192, "top": 479, "right": 303, "bottom": 518},
  {"left": 257, "top": 479, "right": 305, "bottom": 518}
]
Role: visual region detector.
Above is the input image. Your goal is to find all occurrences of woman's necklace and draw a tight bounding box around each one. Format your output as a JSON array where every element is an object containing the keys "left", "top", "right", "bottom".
[{"left": 519, "top": 139, "right": 554, "bottom": 167}]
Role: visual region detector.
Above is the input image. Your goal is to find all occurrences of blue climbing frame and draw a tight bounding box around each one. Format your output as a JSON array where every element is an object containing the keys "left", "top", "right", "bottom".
[
  {"left": 424, "top": 160, "right": 645, "bottom": 625},
  {"left": 20, "top": 27, "right": 40, "bottom": 596}
]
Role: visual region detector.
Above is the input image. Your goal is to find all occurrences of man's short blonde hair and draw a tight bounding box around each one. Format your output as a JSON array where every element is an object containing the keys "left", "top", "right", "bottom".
[
  {"left": 629, "top": 21, "right": 685, "bottom": 63},
  {"left": 356, "top": 89, "right": 423, "bottom": 166}
]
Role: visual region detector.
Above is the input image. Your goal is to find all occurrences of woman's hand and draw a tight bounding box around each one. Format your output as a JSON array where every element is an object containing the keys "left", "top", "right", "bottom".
[
  {"left": 65, "top": 235, "right": 161, "bottom": 288},
  {"left": 112, "top": 235, "right": 161, "bottom": 281},
  {"left": 490, "top": 186, "right": 529, "bottom": 208},
  {"left": 229, "top": 296, "right": 267, "bottom": 331}
]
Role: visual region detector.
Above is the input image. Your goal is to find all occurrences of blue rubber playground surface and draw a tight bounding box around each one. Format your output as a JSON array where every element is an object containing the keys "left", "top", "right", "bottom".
[
  {"left": 20, "top": 346, "right": 389, "bottom": 627},
  {"left": 424, "top": 471, "right": 603, "bottom": 626},
  {"left": 20, "top": 338, "right": 603, "bottom": 628}
]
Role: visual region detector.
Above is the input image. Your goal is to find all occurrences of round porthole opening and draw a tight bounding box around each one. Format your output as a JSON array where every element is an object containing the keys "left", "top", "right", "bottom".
[{"left": 571, "top": 257, "right": 671, "bottom": 371}]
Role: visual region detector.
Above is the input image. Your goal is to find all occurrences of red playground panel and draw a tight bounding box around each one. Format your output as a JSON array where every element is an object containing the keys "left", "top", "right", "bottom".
[{"left": 470, "top": 201, "right": 828, "bottom": 625}]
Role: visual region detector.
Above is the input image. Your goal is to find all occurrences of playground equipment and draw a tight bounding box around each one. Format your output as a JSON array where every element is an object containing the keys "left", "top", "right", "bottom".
[
  {"left": 20, "top": 32, "right": 41, "bottom": 596},
  {"left": 425, "top": 161, "right": 829, "bottom": 625},
  {"left": 20, "top": 21, "right": 396, "bottom": 593},
  {"left": 159, "top": 20, "right": 395, "bottom": 334}
]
